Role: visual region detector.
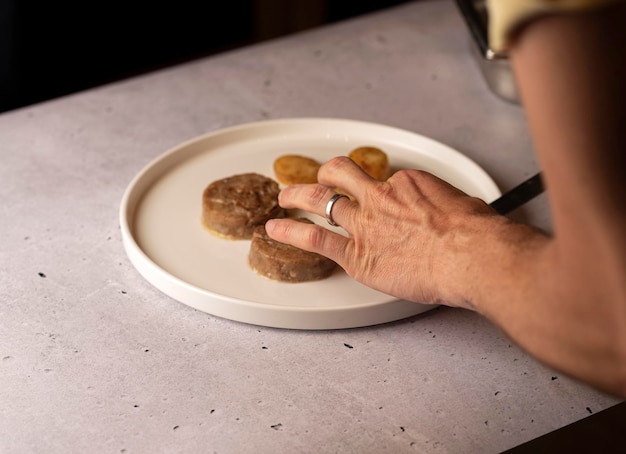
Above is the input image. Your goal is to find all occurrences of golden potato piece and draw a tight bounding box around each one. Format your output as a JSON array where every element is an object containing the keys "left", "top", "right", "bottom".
[
  {"left": 273, "top": 155, "right": 321, "bottom": 185},
  {"left": 349, "top": 146, "right": 390, "bottom": 181}
]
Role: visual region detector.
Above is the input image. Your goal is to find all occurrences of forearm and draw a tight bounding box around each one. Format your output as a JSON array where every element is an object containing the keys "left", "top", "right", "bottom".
[
  {"left": 465, "top": 3, "right": 626, "bottom": 395},
  {"left": 454, "top": 215, "right": 625, "bottom": 396}
]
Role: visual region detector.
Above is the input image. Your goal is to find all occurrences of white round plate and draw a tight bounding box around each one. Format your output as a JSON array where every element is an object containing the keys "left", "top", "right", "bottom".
[{"left": 120, "top": 118, "right": 500, "bottom": 330}]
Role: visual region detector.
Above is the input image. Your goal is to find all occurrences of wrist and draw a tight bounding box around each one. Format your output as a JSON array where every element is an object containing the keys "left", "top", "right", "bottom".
[{"left": 438, "top": 214, "right": 549, "bottom": 314}]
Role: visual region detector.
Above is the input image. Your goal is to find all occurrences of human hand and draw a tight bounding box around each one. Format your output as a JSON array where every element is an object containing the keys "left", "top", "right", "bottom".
[{"left": 265, "top": 156, "right": 518, "bottom": 308}]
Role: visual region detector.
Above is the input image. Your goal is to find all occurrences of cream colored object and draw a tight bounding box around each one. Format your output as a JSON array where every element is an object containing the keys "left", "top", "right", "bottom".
[
  {"left": 119, "top": 118, "right": 500, "bottom": 330},
  {"left": 487, "top": 0, "right": 624, "bottom": 51},
  {"left": 273, "top": 154, "right": 321, "bottom": 184}
]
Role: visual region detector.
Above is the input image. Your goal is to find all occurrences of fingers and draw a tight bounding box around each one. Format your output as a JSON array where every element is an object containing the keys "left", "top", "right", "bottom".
[
  {"left": 279, "top": 183, "right": 357, "bottom": 231},
  {"left": 265, "top": 218, "right": 350, "bottom": 265},
  {"left": 317, "top": 156, "right": 376, "bottom": 200},
  {"left": 277, "top": 156, "right": 378, "bottom": 231}
]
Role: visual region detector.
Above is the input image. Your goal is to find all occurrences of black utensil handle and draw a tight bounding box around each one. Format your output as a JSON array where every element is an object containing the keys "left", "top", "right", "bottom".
[{"left": 489, "top": 173, "right": 545, "bottom": 215}]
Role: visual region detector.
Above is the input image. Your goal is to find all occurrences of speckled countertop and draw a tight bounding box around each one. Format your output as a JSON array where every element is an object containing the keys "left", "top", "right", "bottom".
[{"left": 0, "top": 1, "right": 620, "bottom": 453}]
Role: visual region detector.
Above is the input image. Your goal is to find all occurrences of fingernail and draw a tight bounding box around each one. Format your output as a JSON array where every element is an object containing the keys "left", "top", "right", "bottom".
[{"left": 265, "top": 219, "right": 277, "bottom": 234}]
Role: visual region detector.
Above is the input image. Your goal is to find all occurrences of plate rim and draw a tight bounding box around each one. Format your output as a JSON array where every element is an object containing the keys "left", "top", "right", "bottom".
[{"left": 119, "top": 117, "right": 501, "bottom": 329}]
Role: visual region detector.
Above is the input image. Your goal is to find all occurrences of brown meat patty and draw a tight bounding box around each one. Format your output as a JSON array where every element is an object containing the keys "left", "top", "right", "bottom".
[
  {"left": 202, "top": 173, "right": 285, "bottom": 239},
  {"left": 248, "top": 218, "right": 337, "bottom": 282}
]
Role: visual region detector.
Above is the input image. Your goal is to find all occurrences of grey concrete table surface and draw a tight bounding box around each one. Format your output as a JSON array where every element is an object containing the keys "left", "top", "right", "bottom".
[{"left": 0, "top": 0, "right": 620, "bottom": 453}]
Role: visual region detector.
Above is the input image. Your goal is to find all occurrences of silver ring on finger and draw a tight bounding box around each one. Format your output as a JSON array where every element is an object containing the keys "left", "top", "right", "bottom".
[{"left": 325, "top": 193, "right": 350, "bottom": 227}]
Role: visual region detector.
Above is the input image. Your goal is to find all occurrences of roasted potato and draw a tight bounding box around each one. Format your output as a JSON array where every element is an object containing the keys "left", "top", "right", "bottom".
[
  {"left": 273, "top": 154, "right": 321, "bottom": 185},
  {"left": 349, "top": 146, "right": 390, "bottom": 181}
]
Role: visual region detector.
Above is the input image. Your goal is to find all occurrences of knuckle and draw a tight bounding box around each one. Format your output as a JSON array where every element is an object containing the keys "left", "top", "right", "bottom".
[
  {"left": 306, "top": 223, "right": 327, "bottom": 249},
  {"left": 391, "top": 168, "right": 427, "bottom": 184},
  {"left": 308, "top": 184, "right": 331, "bottom": 207},
  {"left": 371, "top": 180, "right": 394, "bottom": 199},
  {"left": 327, "top": 155, "right": 352, "bottom": 168},
  {"left": 320, "top": 156, "right": 352, "bottom": 177},
  {"left": 305, "top": 223, "right": 348, "bottom": 265}
]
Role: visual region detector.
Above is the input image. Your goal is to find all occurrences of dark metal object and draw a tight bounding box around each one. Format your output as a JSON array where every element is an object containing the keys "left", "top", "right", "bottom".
[
  {"left": 454, "top": 0, "right": 520, "bottom": 103},
  {"left": 489, "top": 173, "right": 545, "bottom": 215}
]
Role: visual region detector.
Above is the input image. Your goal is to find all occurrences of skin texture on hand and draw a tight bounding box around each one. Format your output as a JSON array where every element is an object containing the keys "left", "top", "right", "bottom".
[
  {"left": 266, "top": 3, "right": 626, "bottom": 397},
  {"left": 266, "top": 157, "right": 547, "bottom": 308}
]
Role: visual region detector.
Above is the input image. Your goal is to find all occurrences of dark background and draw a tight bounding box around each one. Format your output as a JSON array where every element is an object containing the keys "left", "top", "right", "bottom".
[{"left": 0, "top": 0, "right": 411, "bottom": 114}]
